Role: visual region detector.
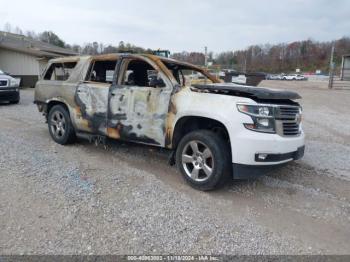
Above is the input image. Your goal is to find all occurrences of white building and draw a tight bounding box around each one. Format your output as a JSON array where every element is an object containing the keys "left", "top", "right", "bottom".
[
  {"left": 0, "top": 31, "right": 77, "bottom": 87},
  {"left": 341, "top": 54, "right": 350, "bottom": 81}
]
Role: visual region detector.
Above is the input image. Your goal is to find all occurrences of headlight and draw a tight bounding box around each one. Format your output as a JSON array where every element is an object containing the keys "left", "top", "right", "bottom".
[
  {"left": 9, "top": 78, "right": 20, "bottom": 87},
  {"left": 237, "top": 104, "right": 276, "bottom": 133}
]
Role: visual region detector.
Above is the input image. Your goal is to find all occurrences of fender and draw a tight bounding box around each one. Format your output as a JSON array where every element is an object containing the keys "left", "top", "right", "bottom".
[{"left": 42, "top": 97, "right": 82, "bottom": 130}]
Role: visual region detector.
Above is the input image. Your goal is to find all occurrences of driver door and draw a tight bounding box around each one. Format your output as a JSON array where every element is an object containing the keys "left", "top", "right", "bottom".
[{"left": 107, "top": 57, "right": 172, "bottom": 146}]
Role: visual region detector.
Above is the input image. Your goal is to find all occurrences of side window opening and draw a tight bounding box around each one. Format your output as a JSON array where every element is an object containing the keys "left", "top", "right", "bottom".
[
  {"left": 62, "top": 62, "right": 77, "bottom": 80},
  {"left": 43, "top": 62, "right": 77, "bottom": 81},
  {"left": 122, "top": 59, "right": 165, "bottom": 88},
  {"left": 86, "top": 60, "right": 117, "bottom": 83}
]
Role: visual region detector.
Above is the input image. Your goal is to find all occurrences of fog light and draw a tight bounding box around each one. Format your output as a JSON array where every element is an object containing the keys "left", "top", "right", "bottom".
[{"left": 258, "top": 153, "right": 268, "bottom": 160}]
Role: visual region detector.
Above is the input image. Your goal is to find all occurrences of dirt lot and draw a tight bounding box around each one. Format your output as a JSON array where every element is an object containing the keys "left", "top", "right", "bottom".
[{"left": 0, "top": 81, "right": 349, "bottom": 255}]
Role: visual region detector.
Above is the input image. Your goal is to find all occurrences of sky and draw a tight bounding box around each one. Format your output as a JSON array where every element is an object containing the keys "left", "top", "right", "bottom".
[{"left": 1, "top": 0, "right": 350, "bottom": 53}]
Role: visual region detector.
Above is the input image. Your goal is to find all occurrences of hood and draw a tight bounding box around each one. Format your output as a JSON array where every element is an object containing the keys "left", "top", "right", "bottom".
[
  {"left": 191, "top": 83, "right": 301, "bottom": 100},
  {"left": 0, "top": 74, "right": 14, "bottom": 80}
]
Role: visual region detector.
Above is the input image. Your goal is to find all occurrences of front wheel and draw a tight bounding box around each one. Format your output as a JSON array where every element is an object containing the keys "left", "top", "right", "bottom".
[{"left": 176, "top": 130, "right": 230, "bottom": 191}]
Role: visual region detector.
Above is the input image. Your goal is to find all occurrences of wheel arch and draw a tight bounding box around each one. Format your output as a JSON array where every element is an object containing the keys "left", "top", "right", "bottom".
[
  {"left": 45, "top": 98, "right": 74, "bottom": 122},
  {"left": 171, "top": 115, "right": 231, "bottom": 152}
]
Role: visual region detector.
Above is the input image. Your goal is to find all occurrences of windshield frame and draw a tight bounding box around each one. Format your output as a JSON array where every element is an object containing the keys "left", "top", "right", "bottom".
[{"left": 159, "top": 58, "right": 220, "bottom": 87}]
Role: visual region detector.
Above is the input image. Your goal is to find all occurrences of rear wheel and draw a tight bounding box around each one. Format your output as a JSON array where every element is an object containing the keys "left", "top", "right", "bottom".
[
  {"left": 48, "top": 105, "right": 76, "bottom": 145},
  {"left": 176, "top": 130, "right": 230, "bottom": 191}
]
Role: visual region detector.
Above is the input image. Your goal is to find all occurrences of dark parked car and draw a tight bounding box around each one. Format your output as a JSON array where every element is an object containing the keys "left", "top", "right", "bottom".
[{"left": 0, "top": 69, "right": 20, "bottom": 104}]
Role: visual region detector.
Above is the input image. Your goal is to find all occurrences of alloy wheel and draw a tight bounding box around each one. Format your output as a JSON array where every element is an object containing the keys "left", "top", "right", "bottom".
[{"left": 181, "top": 140, "right": 214, "bottom": 182}]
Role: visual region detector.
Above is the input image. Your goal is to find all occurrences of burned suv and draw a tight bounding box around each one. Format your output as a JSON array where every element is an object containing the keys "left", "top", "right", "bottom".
[{"left": 35, "top": 54, "right": 305, "bottom": 190}]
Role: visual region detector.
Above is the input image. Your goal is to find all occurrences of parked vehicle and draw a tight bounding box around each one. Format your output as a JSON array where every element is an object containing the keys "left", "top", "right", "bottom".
[
  {"left": 266, "top": 74, "right": 281, "bottom": 80},
  {"left": 0, "top": 69, "right": 20, "bottom": 104},
  {"left": 283, "top": 74, "right": 307, "bottom": 81},
  {"left": 224, "top": 71, "right": 265, "bottom": 86},
  {"left": 34, "top": 54, "right": 305, "bottom": 191},
  {"left": 231, "top": 74, "right": 247, "bottom": 84}
]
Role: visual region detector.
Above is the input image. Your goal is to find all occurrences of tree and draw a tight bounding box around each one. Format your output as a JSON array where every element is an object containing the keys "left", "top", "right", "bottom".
[
  {"left": 39, "top": 31, "right": 65, "bottom": 48},
  {"left": 3, "top": 22, "right": 12, "bottom": 33},
  {"left": 26, "top": 30, "right": 37, "bottom": 39},
  {"left": 14, "top": 26, "right": 23, "bottom": 35}
]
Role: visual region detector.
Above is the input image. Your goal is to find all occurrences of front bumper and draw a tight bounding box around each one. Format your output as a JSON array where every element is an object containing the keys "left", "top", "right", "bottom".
[
  {"left": 255, "top": 145, "right": 305, "bottom": 162},
  {"left": 0, "top": 88, "right": 20, "bottom": 102},
  {"left": 232, "top": 146, "right": 305, "bottom": 179},
  {"left": 230, "top": 127, "right": 305, "bottom": 165}
]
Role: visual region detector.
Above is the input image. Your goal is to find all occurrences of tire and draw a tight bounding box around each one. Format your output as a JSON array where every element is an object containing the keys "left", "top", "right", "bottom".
[
  {"left": 9, "top": 92, "right": 20, "bottom": 104},
  {"left": 48, "top": 105, "right": 76, "bottom": 145},
  {"left": 176, "top": 130, "right": 231, "bottom": 191}
]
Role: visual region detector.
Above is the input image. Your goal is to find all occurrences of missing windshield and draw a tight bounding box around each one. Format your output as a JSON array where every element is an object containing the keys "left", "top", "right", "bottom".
[{"left": 163, "top": 62, "right": 216, "bottom": 86}]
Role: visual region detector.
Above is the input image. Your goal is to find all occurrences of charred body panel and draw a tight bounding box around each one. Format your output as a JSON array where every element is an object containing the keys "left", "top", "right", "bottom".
[
  {"left": 107, "top": 55, "right": 173, "bottom": 146},
  {"left": 74, "top": 82, "right": 110, "bottom": 135},
  {"left": 108, "top": 86, "right": 170, "bottom": 145}
]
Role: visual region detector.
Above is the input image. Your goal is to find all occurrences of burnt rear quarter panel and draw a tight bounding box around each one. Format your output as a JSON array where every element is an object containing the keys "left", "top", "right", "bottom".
[{"left": 34, "top": 56, "right": 92, "bottom": 131}]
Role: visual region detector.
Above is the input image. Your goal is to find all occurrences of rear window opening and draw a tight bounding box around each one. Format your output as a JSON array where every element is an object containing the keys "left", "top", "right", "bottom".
[
  {"left": 86, "top": 60, "right": 117, "bottom": 83},
  {"left": 44, "top": 62, "right": 77, "bottom": 81}
]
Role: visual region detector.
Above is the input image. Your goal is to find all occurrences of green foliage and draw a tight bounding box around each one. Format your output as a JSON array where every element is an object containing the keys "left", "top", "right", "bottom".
[
  {"left": 39, "top": 31, "right": 65, "bottom": 48},
  {"left": 227, "top": 38, "right": 350, "bottom": 73}
]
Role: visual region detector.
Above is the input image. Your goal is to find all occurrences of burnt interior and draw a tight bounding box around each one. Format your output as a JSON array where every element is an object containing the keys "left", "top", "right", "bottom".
[
  {"left": 44, "top": 62, "right": 77, "bottom": 81},
  {"left": 123, "top": 59, "right": 165, "bottom": 88},
  {"left": 124, "top": 60, "right": 153, "bottom": 86},
  {"left": 86, "top": 60, "right": 117, "bottom": 83}
]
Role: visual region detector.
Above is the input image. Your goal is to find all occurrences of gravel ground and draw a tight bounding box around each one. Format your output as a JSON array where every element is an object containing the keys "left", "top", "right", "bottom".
[{"left": 0, "top": 82, "right": 350, "bottom": 255}]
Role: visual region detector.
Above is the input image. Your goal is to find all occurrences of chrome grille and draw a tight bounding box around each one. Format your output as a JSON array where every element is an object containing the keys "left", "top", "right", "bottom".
[
  {"left": 275, "top": 105, "right": 301, "bottom": 136},
  {"left": 282, "top": 122, "right": 300, "bottom": 136},
  {"left": 278, "top": 106, "right": 300, "bottom": 119},
  {"left": 0, "top": 80, "right": 8, "bottom": 87}
]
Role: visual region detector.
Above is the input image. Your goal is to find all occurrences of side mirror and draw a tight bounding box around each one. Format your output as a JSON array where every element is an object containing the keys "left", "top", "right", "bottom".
[{"left": 149, "top": 77, "right": 166, "bottom": 88}]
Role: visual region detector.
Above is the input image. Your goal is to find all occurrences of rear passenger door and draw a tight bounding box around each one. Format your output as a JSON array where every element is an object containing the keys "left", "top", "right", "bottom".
[{"left": 75, "top": 59, "right": 117, "bottom": 135}]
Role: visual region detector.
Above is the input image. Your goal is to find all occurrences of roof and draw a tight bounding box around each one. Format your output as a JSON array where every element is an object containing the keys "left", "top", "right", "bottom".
[
  {"left": 50, "top": 53, "right": 203, "bottom": 68},
  {"left": 49, "top": 53, "right": 219, "bottom": 84},
  {"left": 50, "top": 53, "right": 210, "bottom": 75},
  {"left": 0, "top": 31, "right": 78, "bottom": 58}
]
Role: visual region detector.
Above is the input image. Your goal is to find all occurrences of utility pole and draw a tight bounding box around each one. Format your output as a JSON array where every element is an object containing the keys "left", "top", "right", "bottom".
[
  {"left": 204, "top": 46, "right": 208, "bottom": 68},
  {"left": 328, "top": 43, "right": 335, "bottom": 89}
]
